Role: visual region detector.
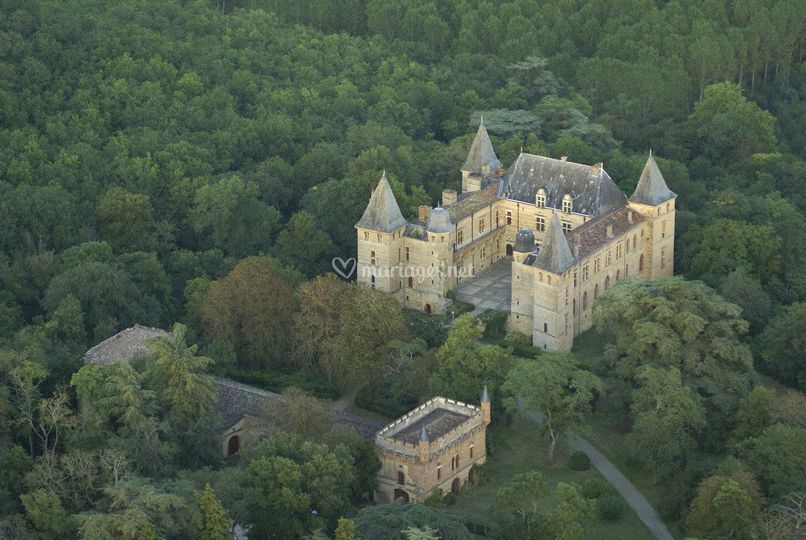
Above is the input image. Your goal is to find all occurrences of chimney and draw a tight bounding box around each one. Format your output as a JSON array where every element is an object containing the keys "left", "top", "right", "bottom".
[
  {"left": 627, "top": 210, "right": 633, "bottom": 224},
  {"left": 560, "top": 156, "right": 568, "bottom": 162},
  {"left": 442, "top": 189, "right": 457, "bottom": 207},
  {"left": 591, "top": 162, "right": 603, "bottom": 176},
  {"left": 607, "top": 225, "right": 613, "bottom": 238},
  {"left": 418, "top": 205, "right": 432, "bottom": 221}
]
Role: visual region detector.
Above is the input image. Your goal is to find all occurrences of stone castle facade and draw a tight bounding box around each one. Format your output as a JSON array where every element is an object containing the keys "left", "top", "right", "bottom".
[
  {"left": 356, "top": 121, "right": 676, "bottom": 350},
  {"left": 374, "top": 389, "right": 490, "bottom": 503}
]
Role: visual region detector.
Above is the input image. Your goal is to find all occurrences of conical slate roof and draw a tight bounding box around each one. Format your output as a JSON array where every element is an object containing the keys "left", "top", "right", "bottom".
[
  {"left": 534, "top": 213, "right": 575, "bottom": 274},
  {"left": 514, "top": 228, "right": 536, "bottom": 253},
  {"left": 481, "top": 385, "right": 490, "bottom": 403},
  {"left": 355, "top": 172, "right": 408, "bottom": 232},
  {"left": 419, "top": 425, "right": 430, "bottom": 442},
  {"left": 629, "top": 153, "right": 676, "bottom": 206},
  {"left": 462, "top": 119, "right": 502, "bottom": 174}
]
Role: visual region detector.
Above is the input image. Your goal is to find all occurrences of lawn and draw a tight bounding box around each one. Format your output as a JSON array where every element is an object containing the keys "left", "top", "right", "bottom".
[{"left": 449, "top": 417, "right": 654, "bottom": 540}]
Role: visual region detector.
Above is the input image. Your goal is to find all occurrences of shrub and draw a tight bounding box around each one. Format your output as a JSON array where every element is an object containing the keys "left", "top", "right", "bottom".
[
  {"left": 581, "top": 477, "right": 611, "bottom": 499},
  {"left": 442, "top": 492, "right": 457, "bottom": 505},
  {"left": 424, "top": 488, "right": 443, "bottom": 507},
  {"left": 479, "top": 310, "right": 508, "bottom": 340},
  {"left": 568, "top": 451, "right": 591, "bottom": 471},
  {"left": 597, "top": 494, "right": 625, "bottom": 521}
]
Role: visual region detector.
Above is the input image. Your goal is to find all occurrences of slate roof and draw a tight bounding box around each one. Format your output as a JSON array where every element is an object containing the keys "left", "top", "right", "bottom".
[
  {"left": 514, "top": 228, "right": 536, "bottom": 253},
  {"left": 83, "top": 325, "right": 171, "bottom": 366},
  {"left": 426, "top": 206, "right": 453, "bottom": 233},
  {"left": 504, "top": 153, "right": 626, "bottom": 217},
  {"left": 390, "top": 408, "right": 470, "bottom": 445},
  {"left": 462, "top": 120, "right": 502, "bottom": 174},
  {"left": 446, "top": 179, "right": 501, "bottom": 222},
  {"left": 211, "top": 376, "right": 287, "bottom": 430},
  {"left": 566, "top": 207, "right": 645, "bottom": 261},
  {"left": 355, "top": 172, "right": 408, "bottom": 232},
  {"left": 533, "top": 212, "right": 575, "bottom": 274},
  {"left": 630, "top": 154, "right": 676, "bottom": 206}
]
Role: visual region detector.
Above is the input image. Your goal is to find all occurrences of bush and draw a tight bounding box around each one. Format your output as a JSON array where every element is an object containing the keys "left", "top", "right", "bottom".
[
  {"left": 581, "top": 477, "right": 611, "bottom": 499},
  {"left": 479, "top": 310, "right": 508, "bottom": 340},
  {"left": 597, "top": 494, "right": 625, "bottom": 521},
  {"left": 568, "top": 451, "right": 591, "bottom": 471},
  {"left": 442, "top": 491, "right": 457, "bottom": 505},
  {"left": 424, "top": 488, "right": 443, "bottom": 507}
]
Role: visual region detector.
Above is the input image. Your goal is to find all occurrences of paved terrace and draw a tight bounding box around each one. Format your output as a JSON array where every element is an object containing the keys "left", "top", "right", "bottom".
[{"left": 453, "top": 258, "right": 511, "bottom": 314}]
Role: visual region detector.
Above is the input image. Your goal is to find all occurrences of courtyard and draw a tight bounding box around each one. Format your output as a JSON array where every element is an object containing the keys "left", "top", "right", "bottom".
[{"left": 454, "top": 258, "right": 512, "bottom": 314}]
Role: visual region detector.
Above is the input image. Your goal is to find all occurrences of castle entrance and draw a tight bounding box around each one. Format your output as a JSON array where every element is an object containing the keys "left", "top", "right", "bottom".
[
  {"left": 505, "top": 244, "right": 513, "bottom": 256},
  {"left": 451, "top": 478, "right": 461, "bottom": 495},
  {"left": 227, "top": 435, "right": 240, "bottom": 457},
  {"left": 393, "top": 489, "right": 410, "bottom": 502}
]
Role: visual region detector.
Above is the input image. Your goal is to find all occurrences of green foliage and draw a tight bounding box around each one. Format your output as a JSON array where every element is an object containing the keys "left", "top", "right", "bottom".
[
  {"left": 354, "top": 499, "right": 470, "bottom": 540},
  {"left": 502, "top": 353, "right": 601, "bottom": 462},
  {"left": 594, "top": 278, "right": 753, "bottom": 447},
  {"left": 567, "top": 451, "right": 591, "bottom": 471},
  {"left": 580, "top": 477, "right": 611, "bottom": 500},
  {"left": 758, "top": 303, "right": 806, "bottom": 391},
  {"left": 686, "top": 475, "right": 764, "bottom": 539},
  {"left": 736, "top": 424, "right": 806, "bottom": 500},
  {"left": 494, "top": 470, "right": 547, "bottom": 530},
  {"left": 479, "top": 309, "right": 508, "bottom": 340},
  {"left": 596, "top": 494, "right": 625, "bottom": 521},
  {"left": 428, "top": 314, "right": 513, "bottom": 404},
  {"left": 545, "top": 482, "right": 595, "bottom": 540},
  {"left": 194, "top": 484, "right": 233, "bottom": 540}
]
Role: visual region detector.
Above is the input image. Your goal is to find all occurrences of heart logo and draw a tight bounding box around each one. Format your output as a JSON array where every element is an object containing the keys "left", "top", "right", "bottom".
[{"left": 332, "top": 257, "right": 356, "bottom": 280}]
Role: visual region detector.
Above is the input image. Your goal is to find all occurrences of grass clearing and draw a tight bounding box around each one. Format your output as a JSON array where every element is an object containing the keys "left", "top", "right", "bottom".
[{"left": 449, "top": 417, "right": 653, "bottom": 539}]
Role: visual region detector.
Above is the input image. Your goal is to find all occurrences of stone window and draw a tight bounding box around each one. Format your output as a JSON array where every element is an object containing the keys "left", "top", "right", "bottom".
[
  {"left": 536, "top": 189, "right": 546, "bottom": 208},
  {"left": 364, "top": 231, "right": 369, "bottom": 240},
  {"left": 666, "top": 202, "right": 670, "bottom": 212},
  {"left": 437, "top": 465, "right": 442, "bottom": 480},
  {"left": 562, "top": 194, "right": 572, "bottom": 213},
  {"left": 543, "top": 322, "right": 548, "bottom": 333},
  {"left": 606, "top": 251, "right": 611, "bottom": 266},
  {"left": 661, "top": 221, "right": 666, "bottom": 238},
  {"left": 633, "top": 235, "right": 637, "bottom": 249},
  {"left": 370, "top": 275, "right": 375, "bottom": 289},
  {"left": 582, "top": 265, "right": 589, "bottom": 281},
  {"left": 562, "top": 221, "right": 571, "bottom": 233},
  {"left": 661, "top": 248, "right": 665, "bottom": 269},
  {"left": 405, "top": 247, "right": 410, "bottom": 261},
  {"left": 573, "top": 271, "right": 578, "bottom": 286},
  {"left": 594, "top": 258, "right": 601, "bottom": 273},
  {"left": 583, "top": 292, "right": 588, "bottom": 309},
  {"left": 457, "top": 229, "right": 464, "bottom": 245},
  {"left": 639, "top": 254, "right": 644, "bottom": 271},
  {"left": 408, "top": 276, "right": 414, "bottom": 288},
  {"left": 377, "top": 233, "right": 382, "bottom": 242},
  {"left": 370, "top": 250, "right": 376, "bottom": 265},
  {"left": 479, "top": 218, "right": 485, "bottom": 233},
  {"left": 594, "top": 283, "right": 599, "bottom": 299},
  {"left": 506, "top": 211, "right": 512, "bottom": 225},
  {"left": 470, "top": 445, "right": 474, "bottom": 459},
  {"left": 536, "top": 216, "right": 545, "bottom": 232},
  {"left": 605, "top": 275, "right": 610, "bottom": 289},
  {"left": 616, "top": 244, "right": 622, "bottom": 259},
  {"left": 398, "top": 471, "right": 405, "bottom": 485}
]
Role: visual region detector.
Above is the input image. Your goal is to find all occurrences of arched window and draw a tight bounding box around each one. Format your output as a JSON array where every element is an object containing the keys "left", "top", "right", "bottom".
[
  {"left": 605, "top": 275, "right": 610, "bottom": 289},
  {"left": 398, "top": 471, "right": 405, "bottom": 485},
  {"left": 639, "top": 254, "right": 644, "bottom": 272},
  {"left": 582, "top": 292, "right": 588, "bottom": 310},
  {"left": 408, "top": 276, "right": 414, "bottom": 288},
  {"left": 633, "top": 235, "right": 637, "bottom": 249},
  {"left": 573, "top": 298, "right": 576, "bottom": 314},
  {"left": 594, "top": 284, "right": 599, "bottom": 299},
  {"left": 616, "top": 270, "right": 620, "bottom": 280},
  {"left": 370, "top": 275, "right": 376, "bottom": 288}
]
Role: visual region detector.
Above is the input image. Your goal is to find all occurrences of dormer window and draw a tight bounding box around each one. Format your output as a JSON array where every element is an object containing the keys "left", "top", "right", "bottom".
[
  {"left": 536, "top": 189, "right": 547, "bottom": 208},
  {"left": 562, "top": 194, "right": 572, "bottom": 214}
]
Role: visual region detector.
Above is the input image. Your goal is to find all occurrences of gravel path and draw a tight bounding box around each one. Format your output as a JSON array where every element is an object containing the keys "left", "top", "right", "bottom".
[
  {"left": 573, "top": 436, "right": 673, "bottom": 540},
  {"left": 519, "top": 399, "right": 673, "bottom": 540}
]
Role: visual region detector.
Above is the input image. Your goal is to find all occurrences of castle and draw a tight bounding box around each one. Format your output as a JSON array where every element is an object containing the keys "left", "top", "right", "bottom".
[
  {"left": 374, "top": 388, "right": 490, "bottom": 503},
  {"left": 356, "top": 121, "right": 676, "bottom": 350}
]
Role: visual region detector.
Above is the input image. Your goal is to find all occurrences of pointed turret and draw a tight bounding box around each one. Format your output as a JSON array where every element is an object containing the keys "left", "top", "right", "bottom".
[
  {"left": 419, "top": 425, "right": 430, "bottom": 443},
  {"left": 481, "top": 386, "right": 491, "bottom": 424},
  {"left": 481, "top": 385, "right": 490, "bottom": 403},
  {"left": 534, "top": 213, "right": 575, "bottom": 274},
  {"left": 462, "top": 119, "right": 502, "bottom": 175},
  {"left": 355, "top": 171, "right": 408, "bottom": 232},
  {"left": 629, "top": 152, "right": 676, "bottom": 206}
]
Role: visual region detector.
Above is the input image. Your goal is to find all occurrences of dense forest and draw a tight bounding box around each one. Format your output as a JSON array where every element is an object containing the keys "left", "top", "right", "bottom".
[{"left": 1, "top": 0, "right": 805, "bottom": 538}]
